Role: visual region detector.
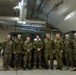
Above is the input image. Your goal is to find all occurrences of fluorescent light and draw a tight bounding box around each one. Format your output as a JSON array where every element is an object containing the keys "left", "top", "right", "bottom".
[
  {"left": 31, "top": 25, "right": 43, "bottom": 27},
  {"left": 17, "top": 20, "right": 26, "bottom": 24},
  {"left": 65, "top": 11, "right": 75, "bottom": 20},
  {"left": 14, "top": 17, "right": 19, "bottom": 20},
  {"left": 23, "top": 21, "right": 26, "bottom": 24}
]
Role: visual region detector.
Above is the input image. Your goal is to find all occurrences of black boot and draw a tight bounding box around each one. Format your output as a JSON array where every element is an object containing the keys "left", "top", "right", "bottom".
[
  {"left": 23, "top": 67, "right": 26, "bottom": 70},
  {"left": 50, "top": 67, "right": 53, "bottom": 70},
  {"left": 56, "top": 67, "right": 60, "bottom": 70},
  {"left": 33, "top": 64, "right": 36, "bottom": 70},
  {"left": 72, "top": 68, "right": 76, "bottom": 71},
  {"left": 50, "top": 65, "right": 53, "bottom": 70},
  {"left": 60, "top": 67, "right": 62, "bottom": 70}
]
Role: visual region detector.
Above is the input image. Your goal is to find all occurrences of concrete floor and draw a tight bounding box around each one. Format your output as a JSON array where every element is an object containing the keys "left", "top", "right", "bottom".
[
  {"left": 0, "top": 58, "right": 76, "bottom": 75},
  {"left": 0, "top": 69, "right": 76, "bottom": 75}
]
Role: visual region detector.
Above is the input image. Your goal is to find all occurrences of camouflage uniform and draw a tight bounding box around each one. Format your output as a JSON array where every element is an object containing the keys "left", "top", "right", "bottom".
[
  {"left": 64, "top": 39, "right": 74, "bottom": 68},
  {"left": 73, "top": 39, "right": 76, "bottom": 67},
  {"left": 0, "top": 42, "right": 2, "bottom": 50},
  {"left": 23, "top": 41, "right": 33, "bottom": 68},
  {"left": 33, "top": 40, "right": 43, "bottom": 69},
  {"left": 2, "top": 40, "right": 13, "bottom": 70},
  {"left": 13, "top": 39, "right": 23, "bottom": 69},
  {"left": 44, "top": 38, "right": 54, "bottom": 69},
  {"left": 54, "top": 39, "right": 63, "bottom": 69}
]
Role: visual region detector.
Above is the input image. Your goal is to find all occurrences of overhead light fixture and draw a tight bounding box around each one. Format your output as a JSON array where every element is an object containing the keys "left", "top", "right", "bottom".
[
  {"left": 31, "top": 24, "right": 43, "bottom": 27},
  {"left": 23, "top": 21, "right": 26, "bottom": 24},
  {"left": 17, "top": 20, "right": 26, "bottom": 24},
  {"left": 65, "top": 11, "right": 75, "bottom": 20}
]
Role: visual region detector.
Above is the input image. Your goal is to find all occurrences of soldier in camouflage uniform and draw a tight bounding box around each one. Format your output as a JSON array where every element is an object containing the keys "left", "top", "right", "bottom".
[
  {"left": 33, "top": 35, "right": 43, "bottom": 69},
  {"left": 0, "top": 42, "right": 2, "bottom": 55},
  {"left": 54, "top": 34, "right": 63, "bottom": 70},
  {"left": 23, "top": 37, "right": 33, "bottom": 70},
  {"left": 0, "top": 42, "right": 2, "bottom": 50},
  {"left": 44, "top": 33, "right": 54, "bottom": 70},
  {"left": 64, "top": 34, "right": 74, "bottom": 70},
  {"left": 72, "top": 33, "right": 76, "bottom": 71},
  {"left": 2, "top": 35, "right": 13, "bottom": 71},
  {"left": 13, "top": 34, "right": 23, "bottom": 70}
]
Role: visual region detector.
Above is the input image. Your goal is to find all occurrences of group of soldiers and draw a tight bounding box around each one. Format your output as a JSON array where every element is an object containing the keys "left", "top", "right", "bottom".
[{"left": 0, "top": 33, "right": 76, "bottom": 71}]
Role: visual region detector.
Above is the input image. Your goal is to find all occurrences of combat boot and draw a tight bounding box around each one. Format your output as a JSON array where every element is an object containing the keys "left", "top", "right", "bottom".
[
  {"left": 23, "top": 67, "right": 26, "bottom": 70},
  {"left": 72, "top": 68, "right": 76, "bottom": 71},
  {"left": 33, "top": 65, "right": 36, "bottom": 70},
  {"left": 39, "top": 64, "right": 43, "bottom": 70},
  {"left": 50, "top": 66, "right": 53, "bottom": 70},
  {"left": 6, "top": 66, "right": 10, "bottom": 70},
  {"left": 14, "top": 67, "right": 17, "bottom": 71},
  {"left": 18, "top": 67, "right": 22, "bottom": 70},
  {"left": 50, "top": 65, "right": 53, "bottom": 70},
  {"left": 56, "top": 67, "right": 60, "bottom": 70},
  {"left": 28, "top": 64, "right": 31, "bottom": 69},
  {"left": 65, "top": 67, "right": 69, "bottom": 70},
  {"left": 69, "top": 67, "right": 73, "bottom": 71},
  {"left": 60, "top": 66, "right": 62, "bottom": 70},
  {"left": 3, "top": 67, "right": 7, "bottom": 71}
]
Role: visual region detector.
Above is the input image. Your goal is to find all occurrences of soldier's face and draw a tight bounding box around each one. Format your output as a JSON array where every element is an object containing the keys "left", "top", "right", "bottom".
[
  {"left": 46, "top": 34, "right": 50, "bottom": 39},
  {"left": 74, "top": 35, "right": 76, "bottom": 38},
  {"left": 56, "top": 34, "right": 60, "bottom": 39},
  {"left": 65, "top": 35, "right": 69, "bottom": 40},
  {"left": 7, "top": 35, "right": 11, "bottom": 40},
  {"left": 17, "top": 35, "right": 21, "bottom": 40},
  {"left": 27, "top": 37, "right": 30, "bottom": 42},
  {"left": 36, "top": 36, "right": 40, "bottom": 40}
]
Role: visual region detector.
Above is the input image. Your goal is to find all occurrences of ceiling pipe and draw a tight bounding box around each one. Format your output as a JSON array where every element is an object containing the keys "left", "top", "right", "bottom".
[
  {"left": 38, "top": 0, "right": 48, "bottom": 13},
  {"left": 34, "top": 0, "right": 44, "bottom": 18},
  {"left": 19, "top": 0, "right": 27, "bottom": 20}
]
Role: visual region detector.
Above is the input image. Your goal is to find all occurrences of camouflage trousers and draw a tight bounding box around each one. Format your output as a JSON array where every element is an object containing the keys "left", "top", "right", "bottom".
[
  {"left": 74, "top": 52, "right": 76, "bottom": 67},
  {"left": 55, "top": 50, "right": 63, "bottom": 68},
  {"left": 65, "top": 50, "right": 74, "bottom": 67},
  {"left": 44, "top": 51, "right": 53, "bottom": 68},
  {"left": 23, "top": 53, "right": 31, "bottom": 67},
  {"left": 65, "top": 49, "right": 74, "bottom": 67},
  {"left": 3, "top": 53, "right": 12, "bottom": 68},
  {"left": 34, "top": 51, "right": 42, "bottom": 65},
  {"left": 14, "top": 53, "right": 22, "bottom": 68}
]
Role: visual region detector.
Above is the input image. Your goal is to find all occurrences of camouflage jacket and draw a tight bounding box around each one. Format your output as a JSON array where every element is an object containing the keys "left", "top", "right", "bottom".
[
  {"left": 73, "top": 39, "right": 76, "bottom": 53},
  {"left": 54, "top": 39, "right": 64, "bottom": 51},
  {"left": 2, "top": 40, "right": 13, "bottom": 54},
  {"left": 0, "top": 42, "right": 2, "bottom": 50},
  {"left": 33, "top": 40, "right": 43, "bottom": 52},
  {"left": 23, "top": 41, "right": 33, "bottom": 53},
  {"left": 64, "top": 39, "right": 73, "bottom": 52},
  {"left": 13, "top": 39, "right": 23, "bottom": 53},
  {"left": 44, "top": 38, "right": 54, "bottom": 52}
]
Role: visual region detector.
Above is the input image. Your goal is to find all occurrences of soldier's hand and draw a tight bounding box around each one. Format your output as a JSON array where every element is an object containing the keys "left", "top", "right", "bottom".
[
  {"left": 22, "top": 52, "right": 24, "bottom": 54},
  {"left": 53, "top": 50, "right": 55, "bottom": 54},
  {"left": 13, "top": 52, "right": 16, "bottom": 54},
  {"left": 61, "top": 50, "right": 63, "bottom": 53},
  {"left": 37, "top": 48, "right": 40, "bottom": 51},
  {"left": 28, "top": 50, "right": 30, "bottom": 52}
]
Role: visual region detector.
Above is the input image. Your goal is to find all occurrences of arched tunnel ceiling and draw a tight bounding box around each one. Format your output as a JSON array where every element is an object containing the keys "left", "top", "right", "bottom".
[
  {"left": 37, "top": 0, "right": 76, "bottom": 33},
  {"left": 0, "top": 0, "right": 76, "bottom": 33}
]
